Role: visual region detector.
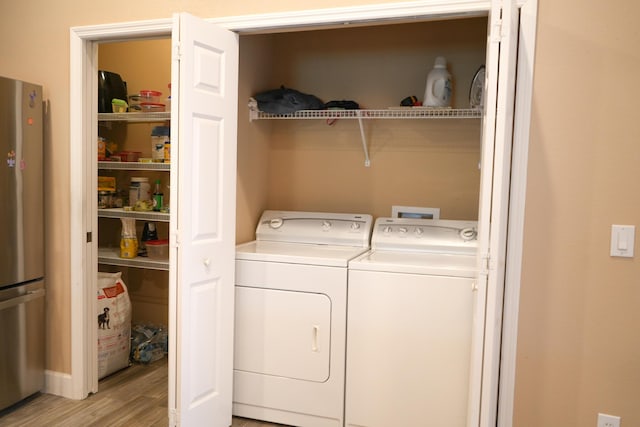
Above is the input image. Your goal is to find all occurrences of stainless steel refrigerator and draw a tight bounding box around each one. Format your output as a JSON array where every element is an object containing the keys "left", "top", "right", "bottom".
[{"left": 0, "top": 76, "right": 45, "bottom": 411}]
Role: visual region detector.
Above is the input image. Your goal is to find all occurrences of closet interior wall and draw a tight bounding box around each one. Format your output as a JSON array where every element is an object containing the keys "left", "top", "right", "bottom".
[{"left": 237, "top": 17, "right": 487, "bottom": 244}]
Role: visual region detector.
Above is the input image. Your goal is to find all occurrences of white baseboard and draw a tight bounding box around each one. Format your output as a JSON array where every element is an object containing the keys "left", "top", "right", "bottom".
[{"left": 44, "top": 369, "right": 79, "bottom": 399}]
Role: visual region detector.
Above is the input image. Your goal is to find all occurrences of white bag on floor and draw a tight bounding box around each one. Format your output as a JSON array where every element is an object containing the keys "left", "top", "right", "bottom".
[{"left": 97, "top": 271, "right": 131, "bottom": 379}]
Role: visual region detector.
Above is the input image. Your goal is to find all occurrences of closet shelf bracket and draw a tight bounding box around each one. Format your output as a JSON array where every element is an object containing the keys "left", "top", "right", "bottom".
[{"left": 356, "top": 112, "right": 371, "bottom": 167}]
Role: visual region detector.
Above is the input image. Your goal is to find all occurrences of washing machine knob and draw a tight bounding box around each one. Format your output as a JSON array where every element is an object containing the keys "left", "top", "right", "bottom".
[
  {"left": 398, "top": 227, "right": 408, "bottom": 234},
  {"left": 415, "top": 227, "right": 424, "bottom": 236},
  {"left": 322, "top": 220, "right": 332, "bottom": 230},
  {"left": 269, "top": 218, "right": 284, "bottom": 229},
  {"left": 351, "top": 222, "right": 361, "bottom": 231},
  {"left": 383, "top": 226, "right": 392, "bottom": 234}
]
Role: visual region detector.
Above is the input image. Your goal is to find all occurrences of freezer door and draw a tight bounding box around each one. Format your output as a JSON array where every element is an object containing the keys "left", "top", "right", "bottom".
[
  {"left": 0, "top": 280, "right": 46, "bottom": 410},
  {"left": 0, "top": 77, "right": 44, "bottom": 288}
]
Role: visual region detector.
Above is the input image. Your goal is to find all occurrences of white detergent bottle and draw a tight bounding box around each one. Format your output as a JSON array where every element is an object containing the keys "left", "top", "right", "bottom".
[{"left": 423, "top": 56, "right": 452, "bottom": 107}]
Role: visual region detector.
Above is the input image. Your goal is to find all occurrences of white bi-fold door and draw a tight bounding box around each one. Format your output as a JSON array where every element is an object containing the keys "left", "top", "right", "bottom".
[
  {"left": 168, "top": 12, "right": 238, "bottom": 427},
  {"left": 471, "top": 1, "right": 521, "bottom": 426}
]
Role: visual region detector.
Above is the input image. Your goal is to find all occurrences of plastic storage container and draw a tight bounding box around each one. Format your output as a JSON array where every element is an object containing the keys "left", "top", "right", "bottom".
[
  {"left": 423, "top": 56, "right": 452, "bottom": 107},
  {"left": 140, "top": 102, "right": 165, "bottom": 112},
  {"left": 129, "top": 90, "right": 162, "bottom": 111},
  {"left": 118, "top": 151, "right": 142, "bottom": 162},
  {"left": 146, "top": 239, "right": 169, "bottom": 260},
  {"left": 111, "top": 98, "right": 128, "bottom": 113},
  {"left": 139, "top": 90, "right": 162, "bottom": 101},
  {"left": 129, "top": 177, "right": 150, "bottom": 206}
]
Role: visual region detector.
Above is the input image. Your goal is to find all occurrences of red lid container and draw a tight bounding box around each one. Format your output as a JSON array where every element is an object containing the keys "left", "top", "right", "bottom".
[{"left": 146, "top": 239, "right": 169, "bottom": 260}]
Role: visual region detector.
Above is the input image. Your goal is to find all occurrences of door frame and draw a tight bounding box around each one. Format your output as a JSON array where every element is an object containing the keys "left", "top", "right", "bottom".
[{"left": 68, "top": 1, "right": 537, "bottom": 425}]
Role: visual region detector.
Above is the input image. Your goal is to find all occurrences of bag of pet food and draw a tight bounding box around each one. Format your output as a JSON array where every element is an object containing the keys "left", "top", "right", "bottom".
[{"left": 97, "top": 271, "right": 131, "bottom": 379}]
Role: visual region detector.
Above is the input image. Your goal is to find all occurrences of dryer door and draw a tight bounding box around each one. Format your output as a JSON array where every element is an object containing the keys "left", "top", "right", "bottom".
[{"left": 235, "top": 286, "right": 331, "bottom": 382}]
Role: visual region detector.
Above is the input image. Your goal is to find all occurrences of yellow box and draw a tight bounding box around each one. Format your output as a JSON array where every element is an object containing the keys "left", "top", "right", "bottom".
[{"left": 98, "top": 176, "right": 116, "bottom": 192}]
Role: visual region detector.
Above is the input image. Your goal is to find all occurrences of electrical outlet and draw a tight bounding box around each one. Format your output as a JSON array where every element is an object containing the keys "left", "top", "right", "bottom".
[{"left": 597, "top": 413, "right": 620, "bottom": 427}]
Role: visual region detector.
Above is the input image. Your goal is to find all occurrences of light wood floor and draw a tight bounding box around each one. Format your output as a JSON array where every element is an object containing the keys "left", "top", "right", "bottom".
[{"left": 0, "top": 358, "right": 285, "bottom": 427}]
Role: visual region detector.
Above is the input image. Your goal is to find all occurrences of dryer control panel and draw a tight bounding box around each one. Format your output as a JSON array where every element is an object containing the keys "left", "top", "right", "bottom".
[
  {"left": 372, "top": 217, "right": 478, "bottom": 254},
  {"left": 256, "top": 210, "right": 373, "bottom": 247}
]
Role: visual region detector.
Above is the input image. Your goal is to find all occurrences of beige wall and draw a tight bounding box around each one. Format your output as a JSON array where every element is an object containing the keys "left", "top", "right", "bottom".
[
  {"left": 514, "top": 1, "right": 640, "bottom": 426},
  {"left": 1, "top": 1, "right": 639, "bottom": 426}
]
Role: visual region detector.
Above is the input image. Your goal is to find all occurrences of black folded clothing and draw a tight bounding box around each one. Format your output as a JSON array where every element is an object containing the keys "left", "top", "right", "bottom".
[
  {"left": 324, "top": 100, "right": 359, "bottom": 110},
  {"left": 254, "top": 86, "right": 325, "bottom": 114}
]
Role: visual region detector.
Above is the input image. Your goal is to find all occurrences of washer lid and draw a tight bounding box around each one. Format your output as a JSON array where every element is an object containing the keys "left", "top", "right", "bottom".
[
  {"left": 236, "top": 240, "right": 370, "bottom": 267},
  {"left": 255, "top": 210, "right": 373, "bottom": 247},
  {"left": 349, "top": 250, "right": 477, "bottom": 277},
  {"left": 372, "top": 218, "right": 478, "bottom": 254}
]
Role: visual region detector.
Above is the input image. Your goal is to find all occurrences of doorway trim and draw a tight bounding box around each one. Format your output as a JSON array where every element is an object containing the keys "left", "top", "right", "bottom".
[{"left": 69, "top": 1, "right": 536, "bottom": 424}]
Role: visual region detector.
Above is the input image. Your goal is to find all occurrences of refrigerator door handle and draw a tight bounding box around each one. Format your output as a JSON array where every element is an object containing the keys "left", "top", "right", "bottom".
[{"left": 0, "top": 288, "right": 45, "bottom": 311}]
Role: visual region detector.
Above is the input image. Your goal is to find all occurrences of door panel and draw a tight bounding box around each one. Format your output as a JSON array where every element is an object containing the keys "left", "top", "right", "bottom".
[
  {"left": 170, "top": 12, "right": 238, "bottom": 427},
  {"left": 471, "top": 1, "right": 520, "bottom": 426},
  {"left": 234, "top": 286, "right": 331, "bottom": 382},
  {"left": 190, "top": 117, "right": 221, "bottom": 239}
]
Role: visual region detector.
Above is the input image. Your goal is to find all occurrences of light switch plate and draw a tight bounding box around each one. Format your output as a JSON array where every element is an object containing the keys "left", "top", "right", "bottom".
[
  {"left": 610, "top": 225, "right": 635, "bottom": 258},
  {"left": 597, "top": 412, "right": 620, "bottom": 427}
]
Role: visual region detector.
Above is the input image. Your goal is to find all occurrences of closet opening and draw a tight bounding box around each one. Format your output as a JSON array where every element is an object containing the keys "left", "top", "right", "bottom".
[{"left": 71, "top": 2, "right": 538, "bottom": 425}]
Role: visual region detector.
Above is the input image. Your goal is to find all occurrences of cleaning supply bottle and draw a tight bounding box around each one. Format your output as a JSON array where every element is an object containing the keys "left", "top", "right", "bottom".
[{"left": 423, "top": 56, "right": 452, "bottom": 107}]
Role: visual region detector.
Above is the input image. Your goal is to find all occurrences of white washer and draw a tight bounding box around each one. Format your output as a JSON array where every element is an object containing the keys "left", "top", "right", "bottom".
[
  {"left": 234, "top": 210, "right": 373, "bottom": 427},
  {"left": 346, "top": 217, "right": 479, "bottom": 427}
]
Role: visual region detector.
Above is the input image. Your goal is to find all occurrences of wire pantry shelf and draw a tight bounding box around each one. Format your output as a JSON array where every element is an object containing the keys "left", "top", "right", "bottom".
[
  {"left": 98, "top": 208, "right": 169, "bottom": 222},
  {"left": 98, "top": 247, "right": 169, "bottom": 271},
  {"left": 98, "top": 161, "right": 170, "bottom": 171},
  {"left": 249, "top": 107, "right": 482, "bottom": 121},
  {"left": 98, "top": 112, "right": 171, "bottom": 122}
]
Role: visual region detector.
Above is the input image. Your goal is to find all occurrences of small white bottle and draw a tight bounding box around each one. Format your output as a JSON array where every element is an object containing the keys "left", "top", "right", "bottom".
[{"left": 423, "top": 56, "right": 452, "bottom": 107}]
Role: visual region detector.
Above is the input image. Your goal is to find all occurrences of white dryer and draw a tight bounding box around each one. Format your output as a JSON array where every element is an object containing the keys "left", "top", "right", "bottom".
[
  {"left": 346, "top": 217, "right": 478, "bottom": 427},
  {"left": 234, "top": 210, "right": 373, "bottom": 427}
]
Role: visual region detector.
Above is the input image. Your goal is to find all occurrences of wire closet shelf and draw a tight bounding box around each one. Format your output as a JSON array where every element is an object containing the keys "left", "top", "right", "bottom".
[
  {"left": 249, "top": 107, "right": 482, "bottom": 121},
  {"left": 248, "top": 103, "right": 483, "bottom": 167}
]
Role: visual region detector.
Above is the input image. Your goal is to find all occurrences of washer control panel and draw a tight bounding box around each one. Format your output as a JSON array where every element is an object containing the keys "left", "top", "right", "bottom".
[
  {"left": 372, "top": 217, "right": 478, "bottom": 254},
  {"left": 256, "top": 210, "right": 373, "bottom": 247}
]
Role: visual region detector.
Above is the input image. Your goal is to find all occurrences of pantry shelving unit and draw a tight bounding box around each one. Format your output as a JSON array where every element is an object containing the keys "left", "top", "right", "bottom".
[
  {"left": 98, "top": 111, "right": 171, "bottom": 271},
  {"left": 248, "top": 104, "right": 482, "bottom": 166}
]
